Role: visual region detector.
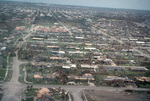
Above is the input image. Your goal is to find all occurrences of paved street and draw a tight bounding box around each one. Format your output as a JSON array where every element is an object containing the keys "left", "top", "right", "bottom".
[{"left": 1, "top": 25, "right": 33, "bottom": 101}]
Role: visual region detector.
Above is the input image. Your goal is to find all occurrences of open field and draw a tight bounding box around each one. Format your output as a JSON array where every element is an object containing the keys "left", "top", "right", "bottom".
[{"left": 83, "top": 90, "right": 150, "bottom": 101}]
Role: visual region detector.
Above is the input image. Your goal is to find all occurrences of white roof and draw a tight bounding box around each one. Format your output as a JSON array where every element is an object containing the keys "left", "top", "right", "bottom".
[
  {"left": 62, "top": 66, "right": 71, "bottom": 69},
  {"left": 70, "top": 64, "right": 77, "bottom": 68},
  {"left": 59, "top": 51, "right": 65, "bottom": 54},
  {"left": 75, "top": 37, "right": 84, "bottom": 39},
  {"left": 129, "top": 38, "right": 138, "bottom": 41},
  {"left": 136, "top": 41, "right": 145, "bottom": 44},
  {"left": 1, "top": 47, "right": 6, "bottom": 50},
  {"left": 84, "top": 47, "right": 96, "bottom": 50},
  {"left": 81, "top": 64, "right": 98, "bottom": 68},
  {"left": 68, "top": 51, "right": 86, "bottom": 54}
]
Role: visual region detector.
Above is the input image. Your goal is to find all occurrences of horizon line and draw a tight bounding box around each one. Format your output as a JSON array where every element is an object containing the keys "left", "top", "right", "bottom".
[{"left": 1, "top": 0, "right": 150, "bottom": 11}]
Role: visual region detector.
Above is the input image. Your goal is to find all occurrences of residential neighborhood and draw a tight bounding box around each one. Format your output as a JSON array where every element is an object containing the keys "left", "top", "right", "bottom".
[{"left": 0, "top": 1, "right": 150, "bottom": 101}]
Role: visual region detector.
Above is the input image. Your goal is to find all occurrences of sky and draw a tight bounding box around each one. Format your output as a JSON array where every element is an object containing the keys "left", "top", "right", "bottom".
[{"left": 2, "top": 0, "right": 150, "bottom": 10}]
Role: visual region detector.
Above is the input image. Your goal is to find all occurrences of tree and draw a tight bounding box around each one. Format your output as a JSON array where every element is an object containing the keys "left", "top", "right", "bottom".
[
  {"left": 19, "top": 38, "right": 23, "bottom": 41},
  {"left": 1, "top": 58, "right": 7, "bottom": 68},
  {"left": 61, "top": 91, "right": 65, "bottom": 100},
  {"left": 145, "top": 69, "right": 150, "bottom": 77},
  {"left": 10, "top": 51, "right": 16, "bottom": 57},
  {"left": 30, "top": 85, "right": 33, "bottom": 90},
  {"left": 65, "top": 93, "right": 69, "bottom": 100},
  {"left": 27, "top": 85, "right": 30, "bottom": 91},
  {"left": 39, "top": 68, "right": 44, "bottom": 76}
]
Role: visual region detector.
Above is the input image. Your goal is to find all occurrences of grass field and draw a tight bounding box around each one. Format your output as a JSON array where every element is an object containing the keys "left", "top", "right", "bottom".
[
  {"left": 4, "top": 57, "right": 13, "bottom": 82},
  {"left": 0, "top": 93, "right": 3, "bottom": 101},
  {"left": 0, "top": 69, "right": 6, "bottom": 81}
]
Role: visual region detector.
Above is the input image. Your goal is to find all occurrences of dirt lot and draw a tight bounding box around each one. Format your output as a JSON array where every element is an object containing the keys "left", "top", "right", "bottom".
[{"left": 83, "top": 90, "right": 150, "bottom": 101}]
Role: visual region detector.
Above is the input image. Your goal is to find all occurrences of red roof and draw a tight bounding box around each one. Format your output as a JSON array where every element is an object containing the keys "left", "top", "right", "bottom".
[
  {"left": 24, "top": 18, "right": 31, "bottom": 20},
  {"left": 44, "top": 28, "right": 50, "bottom": 32},
  {"left": 36, "top": 27, "right": 43, "bottom": 31},
  {"left": 52, "top": 26, "right": 56, "bottom": 29},
  {"left": 15, "top": 27, "right": 24, "bottom": 30}
]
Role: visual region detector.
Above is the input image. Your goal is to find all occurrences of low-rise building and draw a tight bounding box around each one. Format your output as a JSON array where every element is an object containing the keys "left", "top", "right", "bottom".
[
  {"left": 103, "top": 65, "right": 126, "bottom": 71},
  {"left": 130, "top": 66, "right": 148, "bottom": 71},
  {"left": 81, "top": 64, "right": 99, "bottom": 72},
  {"left": 134, "top": 76, "right": 150, "bottom": 83},
  {"left": 68, "top": 73, "right": 95, "bottom": 81}
]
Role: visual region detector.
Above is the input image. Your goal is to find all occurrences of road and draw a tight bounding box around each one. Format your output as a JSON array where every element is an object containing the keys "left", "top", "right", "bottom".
[
  {"left": 52, "top": 13, "right": 73, "bottom": 37},
  {"left": 1, "top": 23, "right": 150, "bottom": 101},
  {"left": 1, "top": 25, "right": 34, "bottom": 101},
  {"left": 32, "top": 84, "right": 150, "bottom": 101},
  {"left": 1, "top": 51, "right": 28, "bottom": 101},
  {"left": 2, "top": 82, "right": 150, "bottom": 101}
]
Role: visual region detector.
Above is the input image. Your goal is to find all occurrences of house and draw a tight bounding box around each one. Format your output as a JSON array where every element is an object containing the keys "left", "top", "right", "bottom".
[
  {"left": 30, "top": 44, "right": 37, "bottom": 47},
  {"left": 37, "top": 88, "right": 55, "bottom": 101},
  {"left": 136, "top": 41, "right": 145, "bottom": 45},
  {"left": 67, "top": 81, "right": 76, "bottom": 85},
  {"left": 81, "top": 64, "right": 99, "bottom": 72},
  {"left": 12, "top": 18, "right": 21, "bottom": 21},
  {"left": 103, "top": 65, "right": 126, "bottom": 71},
  {"left": 68, "top": 74, "right": 95, "bottom": 81},
  {"left": 75, "top": 36, "right": 84, "bottom": 39},
  {"left": 38, "top": 88, "right": 52, "bottom": 98},
  {"left": 66, "top": 46, "right": 80, "bottom": 50},
  {"left": 32, "top": 62, "right": 51, "bottom": 68},
  {"left": 50, "top": 51, "right": 65, "bottom": 55},
  {"left": 84, "top": 47, "right": 97, "bottom": 51},
  {"left": 103, "top": 76, "right": 131, "bottom": 84},
  {"left": 47, "top": 46, "right": 59, "bottom": 48},
  {"left": 58, "top": 51, "right": 65, "bottom": 55},
  {"left": 62, "top": 65, "right": 71, "bottom": 69},
  {"left": 44, "top": 75, "right": 55, "bottom": 80},
  {"left": 85, "top": 43, "right": 93, "bottom": 46},
  {"left": 50, "top": 57, "right": 67, "bottom": 62},
  {"left": 53, "top": 64, "right": 63, "bottom": 68},
  {"left": 122, "top": 49, "right": 135, "bottom": 52},
  {"left": 70, "top": 64, "right": 77, "bottom": 69},
  {"left": 47, "top": 46, "right": 59, "bottom": 51},
  {"left": 103, "top": 76, "right": 129, "bottom": 81},
  {"left": 36, "top": 26, "right": 43, "bottom": 32},
  {"left": 44, "top": 28, "right": 50, "bottom": 32},
  {"left": 34, "top": 75, "right": 43, "bottom": 81},
  {"left": 129, "top": 38, "right": 138, "bottom": 41},
  {"left": 68, "top": 51, "right": 86, "bottom": 55},
  {"left": 15, "top": 27, "right": 25, "bottom": 31},
  {"left": 72, "top": 58, "right": 89, "bottom": 63},
  {"left": 134, "top": 76, "right": 150, "bottom": 83},
  {"left": 62, "top": 64, "right": 77, "bottom": 69},
  {"left": 32, "top": 37, "right": 43, "bottom": 40},
  {"left": 130, "top": 66, "right": 148, "bottom": 71},
  {"left": 1, "top": 47, "right": 6, "bottom": 51},
  {"left": 24, "top": 18, "right": 31, "bottom": 21}
]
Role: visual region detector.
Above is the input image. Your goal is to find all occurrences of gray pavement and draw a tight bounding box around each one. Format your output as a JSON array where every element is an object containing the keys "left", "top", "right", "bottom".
[
  {"left": 1, "top": 51, "right": 27, "bottom": 101},
  {"left": 1, "top": 25, "right": 33, "bottom": 101}
]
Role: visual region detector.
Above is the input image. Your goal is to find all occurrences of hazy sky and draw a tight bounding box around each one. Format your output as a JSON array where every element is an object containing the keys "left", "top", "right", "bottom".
[{"left": 3, "top": 0, "right": 150, "bottom": 10}]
